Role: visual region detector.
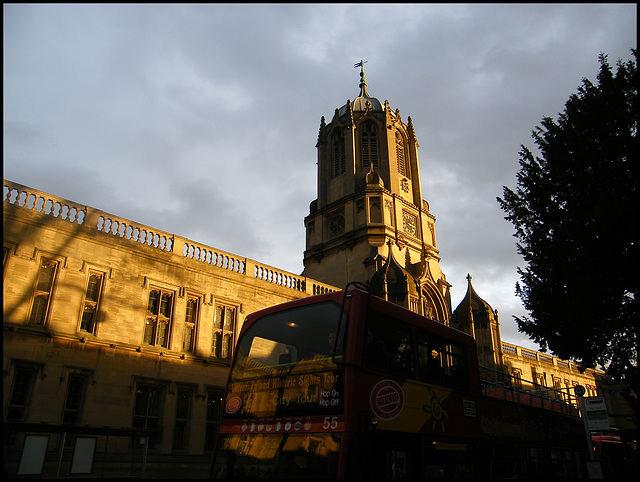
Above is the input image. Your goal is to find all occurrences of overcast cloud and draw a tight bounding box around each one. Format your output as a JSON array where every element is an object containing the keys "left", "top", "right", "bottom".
[{"left": 3, "top": 3, "right": 636, "bottom": 352}]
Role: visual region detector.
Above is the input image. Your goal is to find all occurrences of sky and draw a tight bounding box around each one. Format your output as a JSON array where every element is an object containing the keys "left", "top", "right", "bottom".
[{"left": 3, "top": 3, "right": 637, "bottom": 353}]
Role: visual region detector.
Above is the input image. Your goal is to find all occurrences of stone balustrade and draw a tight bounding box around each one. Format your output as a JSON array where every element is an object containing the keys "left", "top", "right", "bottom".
[{"left": 4, "top": 179, "right": 337, "bottom": 297}]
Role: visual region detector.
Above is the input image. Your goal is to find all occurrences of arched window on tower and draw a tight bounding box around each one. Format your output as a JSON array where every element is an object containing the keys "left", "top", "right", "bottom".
[
  {"left": 332, "top": 130, "right": 346, "bottom": 176},
  {"left": 396, "top": 130, "right": 409, "bottom": 178},
  {"left": 361, "top": 122, "right": 379, "bottom": 168}
]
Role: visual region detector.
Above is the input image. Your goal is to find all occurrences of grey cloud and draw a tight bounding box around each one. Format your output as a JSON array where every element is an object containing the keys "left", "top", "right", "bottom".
[{"left": 3, "top": 3, "right": 636, "bottom": 352}]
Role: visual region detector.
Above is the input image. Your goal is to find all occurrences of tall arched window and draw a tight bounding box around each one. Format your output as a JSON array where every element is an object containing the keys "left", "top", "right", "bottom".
[
  {"left": 361, "top": 122, "right": 379, "bottom": 168},
  {"left": 332, "top": 130, "right": 346, "bottom": 176},
  {"left": 396, "top": 130, "right": 409, "bottom": 178}
]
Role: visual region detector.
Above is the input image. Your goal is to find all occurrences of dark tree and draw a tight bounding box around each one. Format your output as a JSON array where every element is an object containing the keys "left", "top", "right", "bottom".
[{"left": 497, "top": 51, "right": 637, "bottom": 387}]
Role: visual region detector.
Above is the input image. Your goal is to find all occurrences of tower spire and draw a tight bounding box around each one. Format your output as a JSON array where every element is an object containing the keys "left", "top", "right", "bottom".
[{"left": 354, "top": 60, "right": 371, "bottom": 98}]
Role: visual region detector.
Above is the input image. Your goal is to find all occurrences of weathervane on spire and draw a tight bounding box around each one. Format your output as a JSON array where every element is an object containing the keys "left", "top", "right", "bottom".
[
  {"left": 354, "top": 59, "right": 368, "bottom": 72},
  {"left": 354, "top": 60, "right": 368, "bottom": 91}
]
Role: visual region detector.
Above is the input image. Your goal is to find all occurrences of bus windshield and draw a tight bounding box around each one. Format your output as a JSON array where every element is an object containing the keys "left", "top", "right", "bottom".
[
  {"left": 231, "top": 301, "right": 346, "bottom": 382},
  {"left": 213, "top": 301, "right": 347, "bottom": 478},
  {"left": 223, "top": 301, "right": 347, "bottom": 419}
]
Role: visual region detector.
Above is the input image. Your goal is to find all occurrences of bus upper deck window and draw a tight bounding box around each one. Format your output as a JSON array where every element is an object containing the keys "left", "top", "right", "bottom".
[
  {"left": 364, "top": 314, "right": 415, "bottom": 378},
  {"left": 418, "top": 331, "right": 468, "bottom": 390}
]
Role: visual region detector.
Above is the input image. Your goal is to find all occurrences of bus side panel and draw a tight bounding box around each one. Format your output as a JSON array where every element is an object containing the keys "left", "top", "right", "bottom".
[{"left": 347, "top": 371, "right": 483, "bottom": 439}]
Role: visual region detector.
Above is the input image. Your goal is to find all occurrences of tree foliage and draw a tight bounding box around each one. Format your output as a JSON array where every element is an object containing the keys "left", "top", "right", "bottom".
[{"left": 497, "top": 50, "right": 637, "bottom": 386}]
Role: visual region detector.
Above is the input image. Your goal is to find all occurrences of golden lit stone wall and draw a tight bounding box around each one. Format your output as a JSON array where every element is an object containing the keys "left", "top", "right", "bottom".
[
  {"left": 501, "top": 341, "right": 603, "bottom": 400},
  {"left": 3, "top": 179, "right": 335, "bottom": 461}
]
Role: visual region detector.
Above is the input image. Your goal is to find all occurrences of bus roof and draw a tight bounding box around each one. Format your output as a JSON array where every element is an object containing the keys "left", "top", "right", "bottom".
[{"left": 240, "top": 287, "right": 475, "bottom": 347}]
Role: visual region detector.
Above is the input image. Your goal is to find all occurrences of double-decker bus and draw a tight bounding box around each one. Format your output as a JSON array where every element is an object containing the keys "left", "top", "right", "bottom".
[{"left": 211, "top": 284, "right": 588, "bottom": 478}]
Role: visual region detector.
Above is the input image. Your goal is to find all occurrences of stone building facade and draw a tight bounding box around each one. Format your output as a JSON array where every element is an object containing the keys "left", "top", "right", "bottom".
[
  {"left": 3, "top": 68, "right": 621, "bottom": 478},
  {"left": 3, "top": 179, "right": 336, "bottom": 477}
]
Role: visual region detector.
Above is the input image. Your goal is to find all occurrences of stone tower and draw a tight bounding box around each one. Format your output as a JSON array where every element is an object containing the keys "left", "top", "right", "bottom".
[{"left": 303, "top": 64, "right": 451, "bottom": 322}]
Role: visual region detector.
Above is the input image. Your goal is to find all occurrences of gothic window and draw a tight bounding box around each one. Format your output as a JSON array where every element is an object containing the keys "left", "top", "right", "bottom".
[
  {"left": 395, "top": 131, "right": 409, "bottom": 177},
  {"left": 145, "top": 288, "right": 174, "bottom": 348},
  {"left": 212, "top": 304, "right": 235, "bottom": 360},
  {"left": 80, "top": 270, "right": 104, "bottom": 334},
  {"left": 332, "top": 130, "right": 346, "bottom": 176},
  {"left": 183, "top": 296, "right": 199, "bottom": 353},
  {"left": 29, "top": 257, "right": 58, "bottom": 325},
  {"left": 360, "top": 122, "right": 379, "bottom": 168}
]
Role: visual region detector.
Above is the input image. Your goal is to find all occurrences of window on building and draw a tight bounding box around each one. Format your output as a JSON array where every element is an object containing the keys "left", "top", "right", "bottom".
[
  {"left": 80, "top": 270, "right": 104, "bottom": 334},
  {"left": 6, "top": 366, "right": 38, "bottom": 422},
  {"left": 29, "top": 257, "right": 58, "bottom": 325},
  {"left": 531, "top": 369, "right": 546, "bottom": 388},
  {"left": 183, "top": 296, "right": 200, "bottom": 353},
  {"left": 133, "top": 384, "right": 163, "bottom": 449},
  {"left": 173, "top": 387, "right": 192, "bottom": 451},
  {"left": 332, "top": 130, "right": 346, "bottom": 176},
  {"left": 63, "top": 373, "right": 89, "bottom": 425},
  {"left": 396, "top": 131, "right": 408, "bottom": 177},
  {"left": 145, "top": 288, "right": 174, "bottom": 348},
  {"left": 212, "top": 304, "right": 235, "bottom": 360},
  {"left": 205, "top": 389, "right": 224, "bottom": 451},
  {"left": 361, "top": 122, "right": 378, "bottom": 168},
  {"left": 512, "top": 368, "right": 523, "bottom": 388}
]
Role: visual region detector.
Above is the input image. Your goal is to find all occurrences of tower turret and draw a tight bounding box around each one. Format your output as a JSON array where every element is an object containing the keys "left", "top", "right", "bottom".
[{"left": 303, "top": 63, "right": 451, "bottom": 321}]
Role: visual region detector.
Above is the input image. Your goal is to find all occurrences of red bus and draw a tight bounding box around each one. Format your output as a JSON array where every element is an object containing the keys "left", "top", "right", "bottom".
[
  {"left": 591, "top": 434, "right": 637, "bottom": 478},
  {"left": 211, "top": 284, "right": 588, "bottom": 478}
]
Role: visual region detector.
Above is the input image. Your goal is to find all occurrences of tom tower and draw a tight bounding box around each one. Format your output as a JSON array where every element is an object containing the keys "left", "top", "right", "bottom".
[{"left": 303, "top": 64, "right": 452, "bottom": 322}]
